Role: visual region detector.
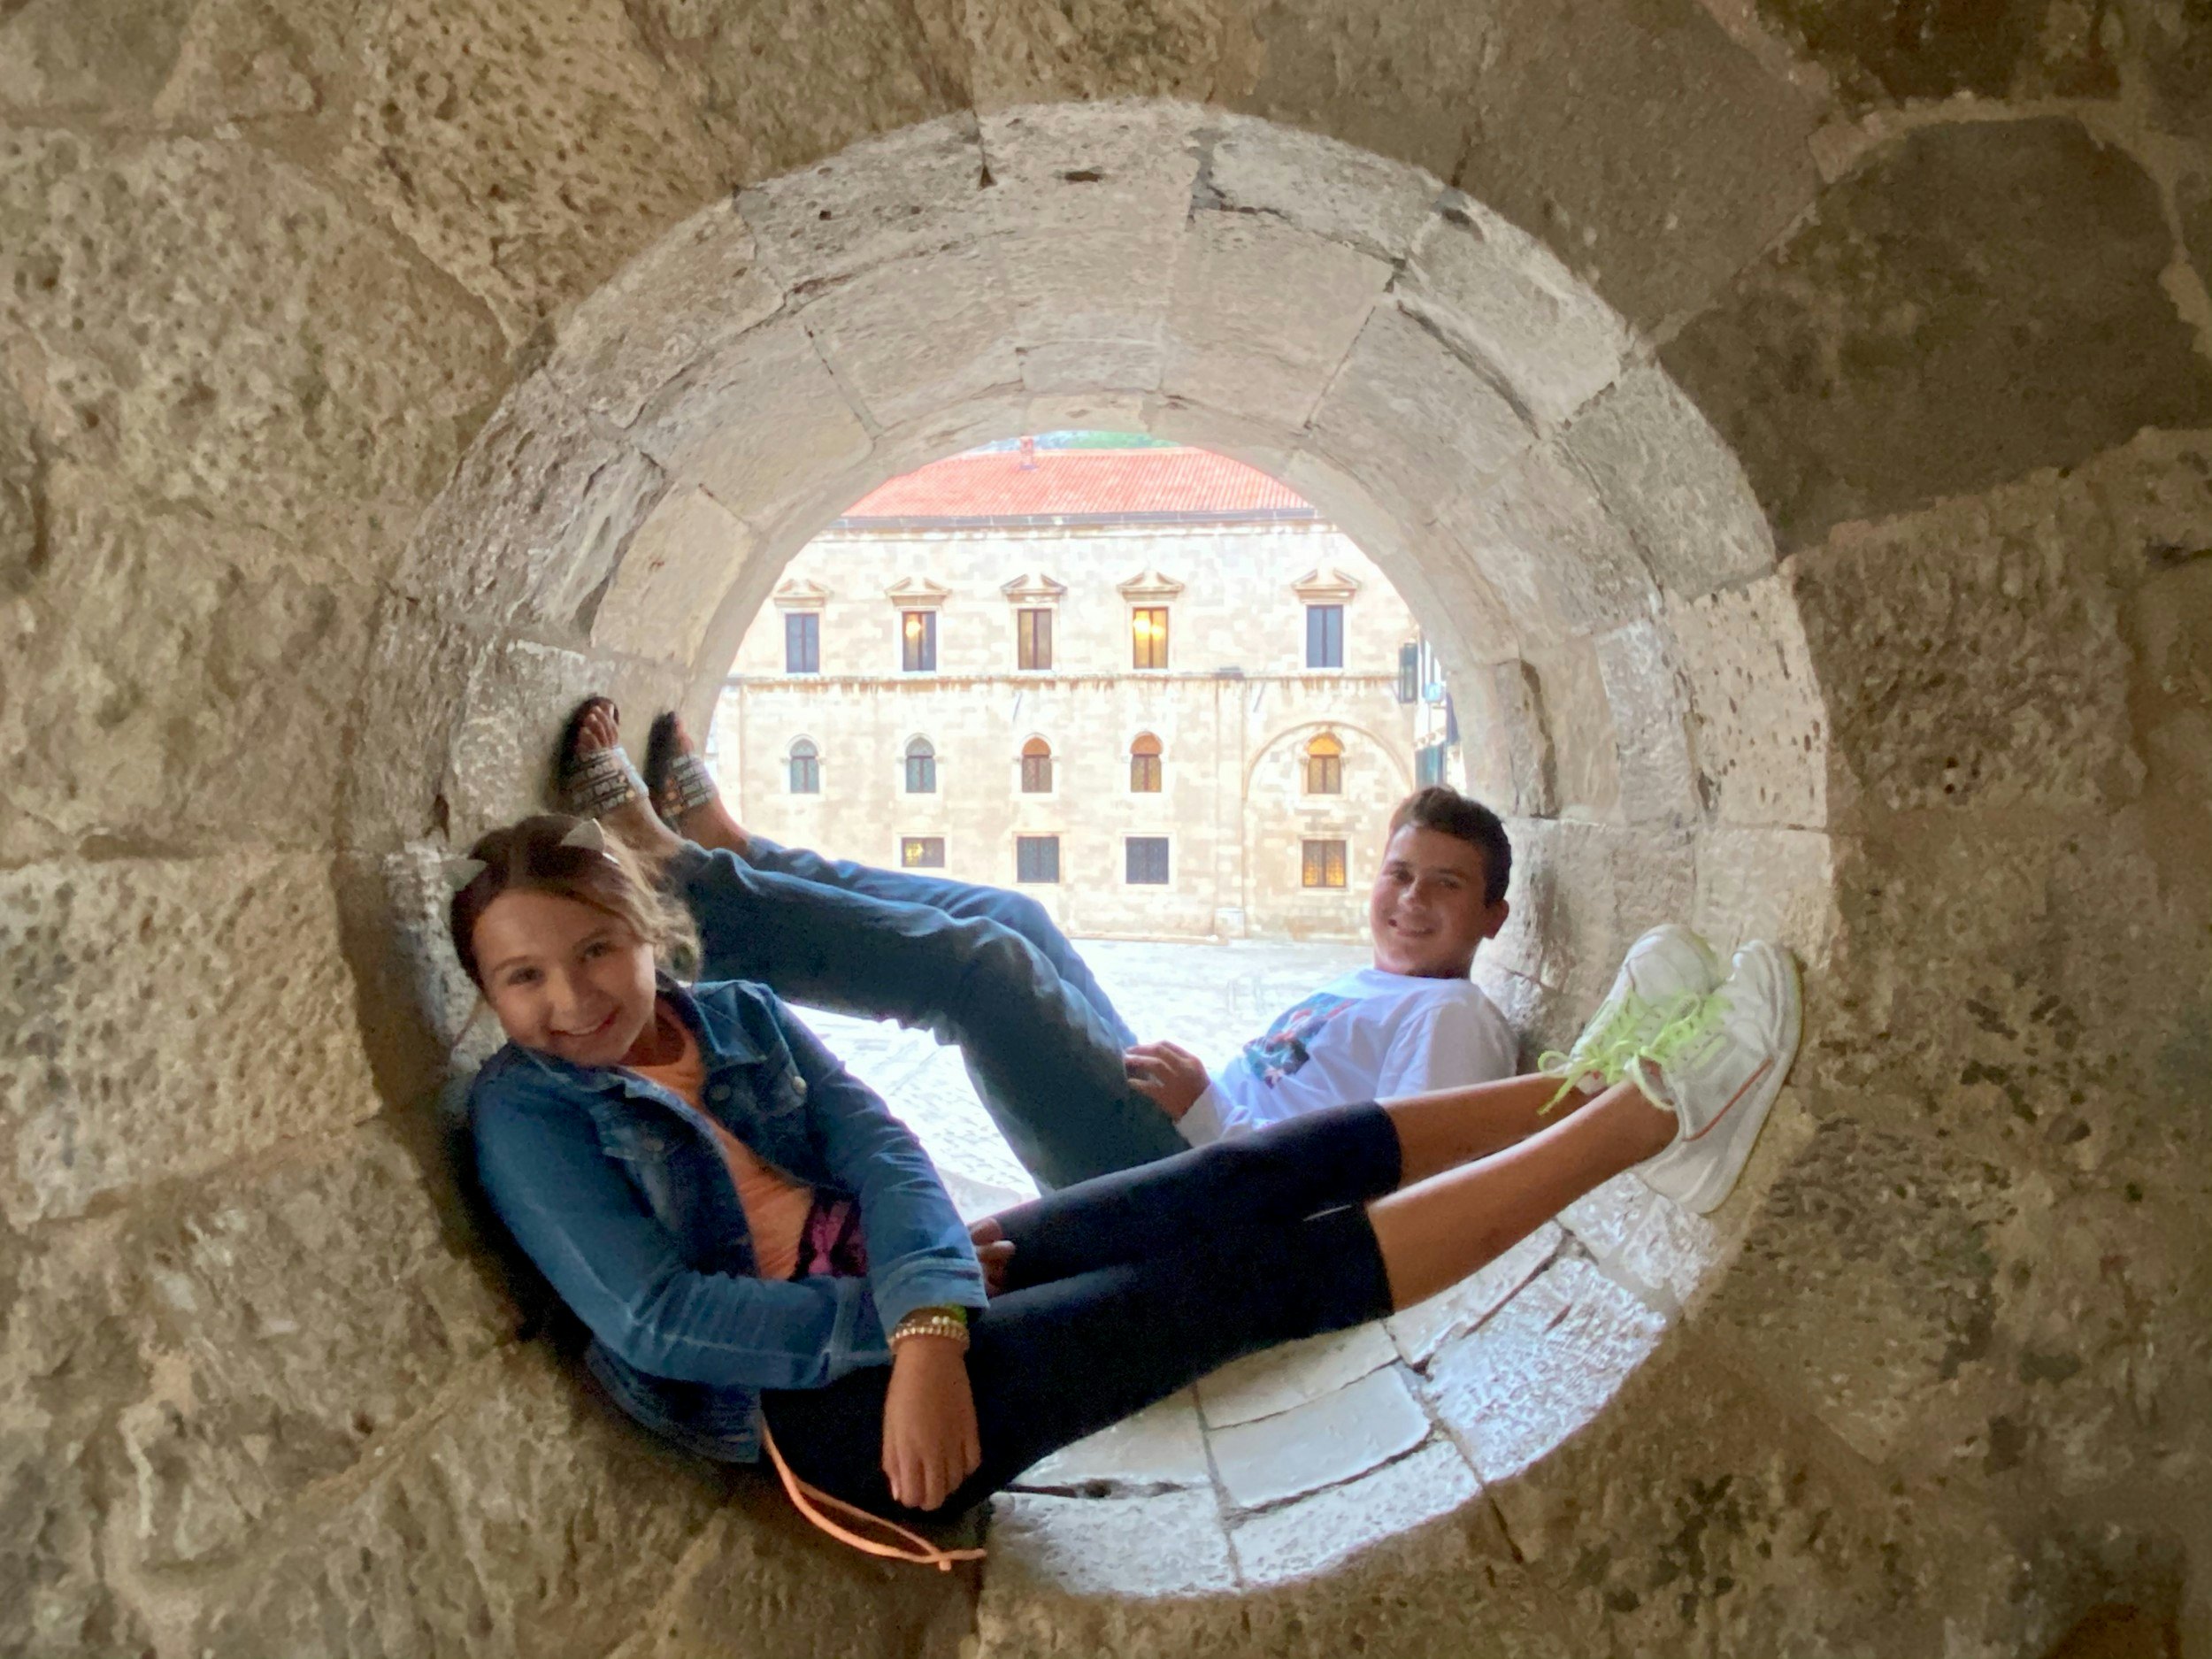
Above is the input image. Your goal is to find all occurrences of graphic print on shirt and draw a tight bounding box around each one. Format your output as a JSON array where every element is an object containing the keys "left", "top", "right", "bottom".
[{"left": 1237, "top": 993, "right": 1357, "bottom": 1087}]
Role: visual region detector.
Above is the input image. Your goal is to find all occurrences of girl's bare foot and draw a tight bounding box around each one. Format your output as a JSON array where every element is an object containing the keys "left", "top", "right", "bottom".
[
  {"left": 649, "top": 712, "right": 749, "bottom": 856},
  {"left": 572, "top": 701, "right": 683, "bottom": 861}
]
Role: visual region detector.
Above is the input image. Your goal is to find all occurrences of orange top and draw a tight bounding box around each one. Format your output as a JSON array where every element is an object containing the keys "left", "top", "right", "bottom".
[{"left": 627, "top": 1002, "right": 815, "bottom": 1282}]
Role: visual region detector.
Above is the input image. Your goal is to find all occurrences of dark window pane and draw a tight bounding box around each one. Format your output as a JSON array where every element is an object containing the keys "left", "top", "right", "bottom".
[
  {"left": 1125, "top": 836, "right": 1170, "bottom": 885},
  {"left": 1306, "top": 604, "right": 1343, "bottom": 669},
  {"left": 1130, "top": 753, "right": 1161, "bottom": 793},
  {"left": 906, "top": 753, "right": 935, "bottom": 793},
  {"left": 788, "top": 751, "right": 819, "bottom": 794},
  {"left": 1021, "top": 753, "right": 1052, "bottom": 793},
  {"left": 785, "top": 611, "right": 820, "bottom": 673},
  {"left": 902, "top": 611, "right": 937, "bottom": 672},
  {"left": 1018, "top": 608, "right": 1053, "bottom": 670},
  {"left": 1016, "top": 834, "right": 1060, "bottom": 884},
  {"left": 1302, "top": 839, "right": 1348, "bottom": 888},
  {"left": 1417, "top": 743, "right": 1446, "bottom": 787},
  {"left": 1397, "top": 640, "right": 1420, "bottom": 703},
  {"left": 900, "top": 836, "right": 945, "bottom": 868}
]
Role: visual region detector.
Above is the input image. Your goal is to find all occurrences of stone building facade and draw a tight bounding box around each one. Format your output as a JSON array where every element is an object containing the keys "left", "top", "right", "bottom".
[{"left": 710, "top": 444, "right": 1442, "bottom": 940}]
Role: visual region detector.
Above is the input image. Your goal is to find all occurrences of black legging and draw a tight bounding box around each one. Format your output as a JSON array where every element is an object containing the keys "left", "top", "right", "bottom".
[{"left": 758, "top": 1101, "right": 1402, "bottom": 1523}]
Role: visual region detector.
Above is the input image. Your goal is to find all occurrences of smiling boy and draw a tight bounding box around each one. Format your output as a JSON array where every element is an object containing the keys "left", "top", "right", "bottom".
[{"left": 1124, "top": 787, "right": 1518, "bottom": 1144}]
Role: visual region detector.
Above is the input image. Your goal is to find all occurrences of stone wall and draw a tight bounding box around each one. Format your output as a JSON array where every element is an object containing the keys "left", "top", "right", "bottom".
[{"left": 0, "top": 0, "right": 2208, "bottom": 1655}]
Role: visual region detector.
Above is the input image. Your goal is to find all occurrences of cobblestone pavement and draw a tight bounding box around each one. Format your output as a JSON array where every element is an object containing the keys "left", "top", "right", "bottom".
[{"left": 791, "top": 937, "right": 1371, "bottom": 1212}]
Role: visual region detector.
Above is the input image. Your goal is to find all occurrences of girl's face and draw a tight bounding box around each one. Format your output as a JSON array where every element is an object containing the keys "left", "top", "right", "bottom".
[{"left": 472, "top": 888, "right": 658, "bottom": 1067}]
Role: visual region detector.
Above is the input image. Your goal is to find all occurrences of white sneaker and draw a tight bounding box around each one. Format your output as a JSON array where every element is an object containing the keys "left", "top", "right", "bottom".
[
  {"left": 1537, "top": 924, "right": 1724, "bottom": 1105},
  {"left": 1630, "top": 941, "right": 1801, "bottom": 1214}
]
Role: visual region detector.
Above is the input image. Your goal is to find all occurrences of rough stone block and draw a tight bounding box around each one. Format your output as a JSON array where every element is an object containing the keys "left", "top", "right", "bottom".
[
  {"left": 336, "top": 597, "right": 498, "bottom": 853},
  {"left": 1663, "top": 119, "right": 2212, "bottom": 554},
  {"left": 1387, "top": 1220, "right": 1563, "bottom": 1367},
  {"left": 1517, "top": 637, "right": 1620, "bottom": 822},
  {"left": 1209, "top": 1364, "right": 1431, "bottom": 1509},
  {"left": 630, "top": 318, "right": 874, "bottom": 525},
  {"left": 591, "top": 488, "right": 757, "bottom": 664},
  {"left": 1399, "top": 195, "right": 1634, "bottom": 430},
  {"left": 629, "top": 0, "right": 970, "bottom": 185},
  {"left": 738, "top": 113, "right": 987, "bottom": 288},
  {"left": 0, "top": 466, "right": 380, "bottom": 860},
  {"left": 1448, "top": 0, "right": 1824, "bottom": 328},
  {"left": 1694, "top": 827, "right": 1839, "bottom": 969},
  {"left": 1754, "top": 0, "right": 2116, "bottom": 104},
  {"left": 1204, "top": 112, "right": 1441, "bottom": 262},
  {"left": 396, "top": 373, "right": 670, "bottom": 636},
  {"left": 1015, "top": 1389, "right": 1210, "bottom": 1492},
  {"left": 978, "top": 101, "right": 1206, "bottom": 245},
  {"left": 979, "top": 1490, "right": 1236, "bottom": 1641},
  {"left": 0, "top": 131, "right": 503, "bottom": 548},
  {"left": 796, "top": 246, "right": 1023, "bottom": 427},
  {"left": 1708, "top": 1118, "right": 2014, "bottom": 1466},
  {"left": 1227, "top": 1440, "right": 1480, "bottom": 1586},
  {"left": 149, "top": 0, "right": 364, "bottom": 124},
  {"left": 1792, "top": 471, "right": 2143, "bottom": 814},
  {"left": 1432, "top": 443, "right": 1654, "bottom": 638},
  {"left": 0, "top": 0, "right": 192, "bottom": 113},
  {"left": 1560, "top": 361, "right": 1777, "bottom": 597},
  {"left": 1307, "top": 305, "right": 1534, "bottom": 527},
  {"left": 964, "top": 0, "right": 1256, "bottom": 106},
  {"left": 106, "top": 1125, "right": 515, "bottom": 1568},
  {"left": 188, "top": 1347, "right": 728, "bottom": 1658},
  {"left": 1450, "top": 657, "right": 1555, "bottom": 816},
  {"left": 1019, "top": 338, "right": 1164, "bottom": 394},
  {"left": 544, "top": 204, "right": 786, "bottom": 431},
  {"left": 338, "top": 0, "right": 727, "bottom": 338},
  {"left": 0, "top": 853, "right": 382, "bottom": 1225},
  {"left": 1164, "top": 214, "right": 1392, "bottom": 430},
  {"left": 1667, "top": 573, "right": 1832, "bottom": 829},
  {"left": 1594, "top": 618, "right": 1699, "bottom": 826},
  {"left": 1424, "top": 1256, "right": 1667, "bottom": 1485},
  {"left": 1195, "top": 1323, "right": 1396, "bottom": 1428}
]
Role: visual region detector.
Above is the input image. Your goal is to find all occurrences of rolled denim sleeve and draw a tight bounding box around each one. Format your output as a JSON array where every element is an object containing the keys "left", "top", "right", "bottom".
[
  {"left": 774, "top": 1000, "right": 987, "bottom": 1331},
  {"left": 472, "top": 1079, "right": 878, "bottom": 1390}
]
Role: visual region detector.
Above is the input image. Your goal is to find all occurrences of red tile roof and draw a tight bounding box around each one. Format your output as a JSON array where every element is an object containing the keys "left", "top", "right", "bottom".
[{"left": 838, "top": 446, "right": 1317, "bottom": 526}]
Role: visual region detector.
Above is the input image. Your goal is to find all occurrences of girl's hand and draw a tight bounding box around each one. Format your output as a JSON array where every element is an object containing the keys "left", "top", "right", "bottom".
[
  {"left": 1125, "top": 1041, "right": 1210, "bottom": 1121},
  {"left": 969, "top": 1216, "right": 1015, "bottom": 1296},
  {"left": 881, "top": 1338, "right": 980, "bottom": 1511}
]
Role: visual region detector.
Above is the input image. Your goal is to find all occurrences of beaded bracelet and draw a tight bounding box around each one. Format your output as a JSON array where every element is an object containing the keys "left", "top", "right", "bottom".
[{"left": 889, "top": 1307, "right": 971, "bottom": 1352}]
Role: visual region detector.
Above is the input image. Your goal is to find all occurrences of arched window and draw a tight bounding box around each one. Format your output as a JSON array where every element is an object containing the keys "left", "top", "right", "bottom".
[
  {"left": 1129, "top": 733, "right": 1163, "bottom": 794},
  {"left": 788, "top": 738, "right": 820, "bottom": 795},
  {"left": 904, "top": 736, "right": 936, "bottom": 795},
  {"left": 1020, "top": 736, "right": 1053, "bottom": 795},
  {"left": 1304, "top": 732, "right": 1344, "bottom": 795}
]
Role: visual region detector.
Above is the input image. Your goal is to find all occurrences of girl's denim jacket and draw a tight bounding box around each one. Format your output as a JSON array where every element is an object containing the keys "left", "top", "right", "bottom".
[{"left": 468, "top": 976, "right": 986, "bottom": 1463}]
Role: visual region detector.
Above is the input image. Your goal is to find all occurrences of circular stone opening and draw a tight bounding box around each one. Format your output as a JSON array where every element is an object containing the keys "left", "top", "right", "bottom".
[{"left": 377, "top": 102, "right": 1834, "bottom": 1606}]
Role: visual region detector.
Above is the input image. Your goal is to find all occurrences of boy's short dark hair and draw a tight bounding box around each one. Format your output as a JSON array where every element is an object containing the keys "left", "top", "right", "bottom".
[{"left": 1386, "top": 787, "right": 1512, "bottom": 906}]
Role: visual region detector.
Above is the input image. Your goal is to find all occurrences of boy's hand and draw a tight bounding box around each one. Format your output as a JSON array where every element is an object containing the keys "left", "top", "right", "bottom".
[
  {"left": 1125, "top": 1041, "right": 1210, "bottom": 1121},
  {"left": 881, "top": 1338, "right": 980, "bottom": 1511}
]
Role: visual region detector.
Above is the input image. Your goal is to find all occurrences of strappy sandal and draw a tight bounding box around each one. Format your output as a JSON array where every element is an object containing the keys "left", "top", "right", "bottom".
[
  {"left": 644, "top": 711, "right": 719, "bottom": 829},
  {"left": 554, "top": 695, "right": 649, "bottom": 818}
]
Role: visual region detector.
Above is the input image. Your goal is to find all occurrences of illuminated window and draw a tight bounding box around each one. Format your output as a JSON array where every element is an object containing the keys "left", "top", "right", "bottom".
[
  {"left": 1302, "top": 839, "right": 1348, "bottom": 888},
  {"left": 1304, "top": 732, "right": 1344, "bottom": 795},
  {"left": 785, "top": 611, "right": 819, "bottom": 673},
  {"left": 900, "top": 836, "right": 945, "bottom": 868},
  {"left": 901, "top": 610, "right": 937, "bottom": 672},
  {"left": 1305, "top": 603, "right": 1344, "bottom": 668},
  {"left": 787, "top": 738, "right": 820, "bottom": 795},
  {"left": 1125, "top": 836, "right": 1170, "bottom": 885},
  {"left": 1131, "top": 606, "right": 1169, "bottom": 670},
  {"left": 1129, "top": 733, "right": 1162, "bottom": 794},
  {"left": 1016, "top": 835, "right": 1060, "bottom": 884},
  {"left": 1017, "top": 608, "right": 1053, "bottom": 670},
  {"left": 904, "top": 737, "right": 936, "bottom": 794},
  {"left": 1020, "top": 737, "right": 1053, "bottom": 795}
]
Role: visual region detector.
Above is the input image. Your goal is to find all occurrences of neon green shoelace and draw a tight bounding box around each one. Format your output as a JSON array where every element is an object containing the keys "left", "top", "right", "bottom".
[{"left": 1536, "top": 987, "right": 1694, "bottom": 1113}]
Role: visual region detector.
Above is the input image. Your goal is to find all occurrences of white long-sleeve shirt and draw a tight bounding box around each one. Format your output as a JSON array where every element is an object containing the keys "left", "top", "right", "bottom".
[{"left": 1175, "top": 967, "right": 1517, "bottom": 1145}]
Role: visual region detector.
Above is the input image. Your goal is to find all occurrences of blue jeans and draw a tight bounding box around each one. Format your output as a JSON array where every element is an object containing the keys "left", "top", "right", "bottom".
[{"left": 666, "top": 838, "right": 1188, "bottom": 1189}]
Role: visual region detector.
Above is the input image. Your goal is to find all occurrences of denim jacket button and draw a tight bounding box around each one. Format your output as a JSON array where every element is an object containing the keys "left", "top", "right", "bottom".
[{"left": 792, "top": 1078, "right": 808, "bottom": 1099}]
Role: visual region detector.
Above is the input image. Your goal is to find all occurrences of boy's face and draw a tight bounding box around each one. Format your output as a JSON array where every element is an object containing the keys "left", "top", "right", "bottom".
[{"left": 1367, "top": 824, "right": 1509, "bottom": 979}]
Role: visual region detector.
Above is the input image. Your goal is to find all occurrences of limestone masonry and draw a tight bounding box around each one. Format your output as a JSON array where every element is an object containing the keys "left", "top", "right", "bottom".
[{"left": 2, "top": 1, "right": 2210, "bottom": 1655}]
